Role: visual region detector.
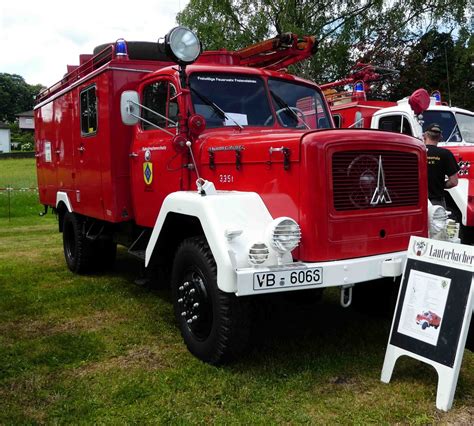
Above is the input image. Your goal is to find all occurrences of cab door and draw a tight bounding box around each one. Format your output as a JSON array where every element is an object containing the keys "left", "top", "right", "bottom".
[
  {"left": 130, "top": 78, "right": 183, "bottom": 227},
  {"left": 73, "top": 83, "right": 104, "bottom": 219}
]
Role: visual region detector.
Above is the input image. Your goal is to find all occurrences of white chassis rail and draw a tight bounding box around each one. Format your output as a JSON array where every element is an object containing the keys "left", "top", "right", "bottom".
[{"left": 146, "top": 190, "right": 406, "bottom": 296}]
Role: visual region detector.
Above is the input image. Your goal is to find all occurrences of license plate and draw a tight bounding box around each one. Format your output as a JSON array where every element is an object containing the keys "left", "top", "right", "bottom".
[{"left": 253, "top": 267, "right": 323, "bottom": 291}]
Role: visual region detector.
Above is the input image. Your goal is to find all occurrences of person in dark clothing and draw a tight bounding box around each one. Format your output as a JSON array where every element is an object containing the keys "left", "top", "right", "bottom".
[{"left": 424, "top": 123, "right": 459, "bottom": 208}]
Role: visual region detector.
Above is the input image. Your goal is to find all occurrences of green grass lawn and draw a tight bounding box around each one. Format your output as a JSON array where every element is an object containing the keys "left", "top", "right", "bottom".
[
  {"left": 0, "top": 158, "right": 473, "bottom": 423},
  {"left": 0, "top": 158, "right": 45, "bottom": 225}
]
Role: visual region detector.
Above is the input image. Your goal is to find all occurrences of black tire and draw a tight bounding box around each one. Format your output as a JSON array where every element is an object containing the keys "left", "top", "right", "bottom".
[
  {"left": 421, "top": 321, "right": 429, "bottom": 330},
  {"left": 62, "top": 212, "right": 95, "bottom": 274},
  {"left": 171, "top": 237, "right": 251, "bottom": 364},
  {"left": 459, "top": 224, "right": 474, "bottom": 245}
]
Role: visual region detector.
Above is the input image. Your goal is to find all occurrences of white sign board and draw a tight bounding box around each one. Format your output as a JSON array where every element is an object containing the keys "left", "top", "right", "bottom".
[{"left": 381, "top": 236, "right": 473, "bottom": 411}]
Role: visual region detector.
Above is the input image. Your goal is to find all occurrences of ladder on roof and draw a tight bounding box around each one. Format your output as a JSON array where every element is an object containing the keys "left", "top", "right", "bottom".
[{"left": 235, "top": 33, "right": 318, "bottom": 70}]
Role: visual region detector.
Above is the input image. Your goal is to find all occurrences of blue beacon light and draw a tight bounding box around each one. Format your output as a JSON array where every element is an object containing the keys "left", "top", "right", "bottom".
[
  {"left": 115, "top": 39, "right": 128, "bottom": 57},
  {"left": 354, "top": 81, "right": 364, "bottom": 92},
  {"left": 432, "top": 91, "right": 441, "bottom": 102}
]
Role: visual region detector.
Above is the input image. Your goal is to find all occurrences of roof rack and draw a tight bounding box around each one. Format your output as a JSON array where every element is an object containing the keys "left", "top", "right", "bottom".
[{"left": 36, "top": 45, "right": 116, "bottom": 103}]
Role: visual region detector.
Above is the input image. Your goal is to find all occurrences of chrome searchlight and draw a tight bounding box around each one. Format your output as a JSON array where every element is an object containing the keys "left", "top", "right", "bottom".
[{"left": 165, "top": 26, "right": 201, "bottom": 65}]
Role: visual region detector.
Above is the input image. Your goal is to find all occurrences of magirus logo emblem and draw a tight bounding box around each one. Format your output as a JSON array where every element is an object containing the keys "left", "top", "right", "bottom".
[{"left": 370, "top": 155, "right": 392, "bottom": 205}]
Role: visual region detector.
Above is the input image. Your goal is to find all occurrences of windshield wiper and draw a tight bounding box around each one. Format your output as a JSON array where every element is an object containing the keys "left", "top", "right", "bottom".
[
  {"left": 189, "top": 87, "right": 243, "bottom": 129},
  {"left": 269, "top": 90, "right": 310, "bottom": 129}
]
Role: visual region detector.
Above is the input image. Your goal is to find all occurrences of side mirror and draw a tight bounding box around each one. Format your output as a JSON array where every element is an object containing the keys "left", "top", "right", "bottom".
[{"left": 120, "top": 90, "right": 140, "bottom": 125}]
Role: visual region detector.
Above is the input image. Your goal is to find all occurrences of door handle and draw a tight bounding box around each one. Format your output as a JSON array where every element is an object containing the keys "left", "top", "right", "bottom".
[
  {"left": 77, "top": 146, "right": 85, "bottom": 152},
  {"left": 129, "top": 152, "right": 138, "bottom": 157},
  {"left": 55, "top": 149, "right": 61, "bottom": 155}
]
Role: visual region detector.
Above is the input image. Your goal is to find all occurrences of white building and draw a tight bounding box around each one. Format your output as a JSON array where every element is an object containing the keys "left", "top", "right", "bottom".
[
  {"left": 16, "top": 110, "right": 34, "bottom": 130},
  {"left": 0, "top": 122, "right": 11, "bottom": 153}
]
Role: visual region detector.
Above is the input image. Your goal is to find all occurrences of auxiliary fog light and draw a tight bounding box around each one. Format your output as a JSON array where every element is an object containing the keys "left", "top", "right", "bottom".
[
  {"left": 428, "top": 204, "right": 449, "bottom": 235},
  {"left": 267, "top": 217, "right": 301, "bottom": 254},
  {"left": 164, "top": 26, "right": 201, "bottom": 65},
  {"left": 248, "top": 242, "right": 270, "bottom": 266}
]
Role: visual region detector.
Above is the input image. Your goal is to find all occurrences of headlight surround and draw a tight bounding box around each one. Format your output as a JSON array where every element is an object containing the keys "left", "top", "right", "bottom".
[
  {"left": 267, "top": 217, "right": 301, "bottom": 254},
  {"left": 248, "top": 242, "right": 270, "bottom": 266}
]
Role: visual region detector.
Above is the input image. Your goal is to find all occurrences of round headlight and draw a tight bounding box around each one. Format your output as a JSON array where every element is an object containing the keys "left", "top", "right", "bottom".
[
  {"left": 268, "top": 217, "right": 301, "bottom": 254},
  {"left": 165, "top": 26, "right": 201, "bottom": 64},
  {"left": 429, "top": 204, "right": 448, "bottom": 234},
  {"left": 248, "top": 242, "right": 269, "bottom": 266}
]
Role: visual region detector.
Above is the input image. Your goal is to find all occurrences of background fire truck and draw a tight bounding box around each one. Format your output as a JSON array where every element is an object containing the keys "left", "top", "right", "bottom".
[
  {"left": 35, "top": 28, "right": 429, "bottom": 364},
  {"left": 322, "top": 64, "right": 473, "bottom": 245}
]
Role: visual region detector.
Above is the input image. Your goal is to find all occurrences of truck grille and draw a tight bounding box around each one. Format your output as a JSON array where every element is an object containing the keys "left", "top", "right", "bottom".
[{"left": 332, "top": 150, "right": 419, "bottom": 211}]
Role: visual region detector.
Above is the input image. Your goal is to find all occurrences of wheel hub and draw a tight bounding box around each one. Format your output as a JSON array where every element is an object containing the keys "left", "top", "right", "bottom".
[{"left": 177, "top": 272, "right": 212, "bottom": 339}]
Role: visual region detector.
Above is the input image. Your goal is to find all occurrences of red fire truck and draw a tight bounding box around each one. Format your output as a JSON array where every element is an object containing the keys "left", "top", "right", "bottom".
[
  {"left": 322, "top": 64, "right": 473, "bottom": 245},
  {"left": 35, "top": 28, "right": 429, "bottom": 364}
]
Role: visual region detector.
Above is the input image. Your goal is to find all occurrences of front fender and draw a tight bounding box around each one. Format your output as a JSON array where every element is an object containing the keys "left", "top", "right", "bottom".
[
  {"left": 145, "top": 191, "right": 291, "bottom": 293},
  {"left": 446, "top": 178, "right": 471, "bottom": 225}
]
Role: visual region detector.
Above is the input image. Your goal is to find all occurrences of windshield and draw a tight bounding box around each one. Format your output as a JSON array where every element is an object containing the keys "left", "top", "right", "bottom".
[
  {"left": 268, "top": 78, "right": 331, "bottom": 129},
  {"left": 189, "top": 73, "right": 273, "bottom": 128},
  {"left": 189, "top": 73, "right": 332, "bottom": 130},
  {"left": 456, "top": 113, "right": 474, "bottom": 143},
  {"left": 421, "top": 110, "right": 474, "bottom": 143}
]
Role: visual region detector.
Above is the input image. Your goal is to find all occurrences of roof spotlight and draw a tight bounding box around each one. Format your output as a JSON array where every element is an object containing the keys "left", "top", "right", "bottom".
[{"left": 164, "top": 26, "right": 201, "bottom": 65}]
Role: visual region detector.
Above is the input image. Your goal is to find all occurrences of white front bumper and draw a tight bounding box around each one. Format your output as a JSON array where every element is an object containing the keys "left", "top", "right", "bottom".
[{"left": 235, "top": 251, "right": 406, "bottom": 296}]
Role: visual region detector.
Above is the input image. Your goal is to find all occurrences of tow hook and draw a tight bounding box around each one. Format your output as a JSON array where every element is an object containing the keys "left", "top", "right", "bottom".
[{"left": 340, "top": 285, "right": 354, "bottom": 308}]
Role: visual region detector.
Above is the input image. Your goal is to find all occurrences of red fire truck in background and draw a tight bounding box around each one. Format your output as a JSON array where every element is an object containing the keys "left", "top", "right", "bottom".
[
  {"left": 35, "top": 28, "right": 429, "bottom": 364},
  {"left": 322, "top": 64, "right": 474, "bottom": 245}
]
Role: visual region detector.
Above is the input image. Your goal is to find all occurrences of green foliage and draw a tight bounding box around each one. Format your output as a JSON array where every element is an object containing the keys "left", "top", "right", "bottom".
[
  {"left": 178, "top": 0, "right": 472, "bottom": 106},
  {"left": 9, "top": 122, "right": 35, "bottom": 151},
  {"left": 0, "top": 73, "right": 44, "bottom": 123},
  {"left": 383, "top": 29, "right": 474, "bottom": 110}
]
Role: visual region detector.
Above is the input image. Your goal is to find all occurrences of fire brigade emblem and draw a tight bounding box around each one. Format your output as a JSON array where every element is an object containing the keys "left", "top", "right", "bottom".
[
  {"left": 143, "top": 162, "right": 153, "bottom": 185},
  {"left": 413, "top": 239, "right": 428, "bottom": 257}
]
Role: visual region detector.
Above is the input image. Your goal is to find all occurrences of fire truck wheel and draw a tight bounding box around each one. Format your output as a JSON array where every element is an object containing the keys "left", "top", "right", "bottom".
[
  {"left": 62, "top": 212, "right": 95, "bottom": 274},
  {"left": 171, "top": 237, "right": 251, "bottom": 365},
  {"left": 459, "top": 224, "right": 474, "bottom": 245}
]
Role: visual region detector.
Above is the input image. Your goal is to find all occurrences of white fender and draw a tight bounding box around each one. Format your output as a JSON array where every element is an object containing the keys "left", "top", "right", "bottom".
[
  {"left": 446, "top": 178, "right": 469, "bottom": 225},
  {"left": 145, "top": 190, "right": 291, "bottom": 293},
  {"left": 56, "top": 191, "right": 73, "bottom": 212}
]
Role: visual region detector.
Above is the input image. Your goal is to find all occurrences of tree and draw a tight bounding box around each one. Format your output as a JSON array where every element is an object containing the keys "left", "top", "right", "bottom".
[
  {"left": 0, "top": 73, "right": 44, "bottom": 123},
  {"left": 385, "top": 29, "right": 474, "bottom": 110},
  {"left": 177, "top": 0, "right": 471, "bottom": 103}
]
